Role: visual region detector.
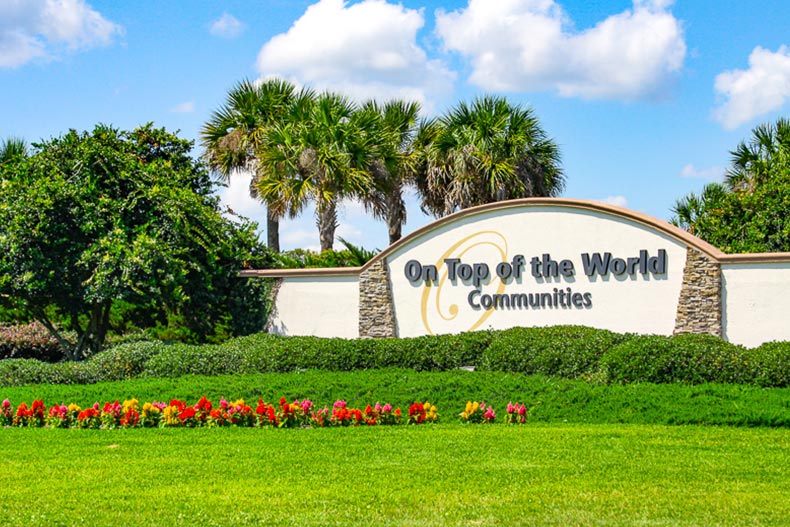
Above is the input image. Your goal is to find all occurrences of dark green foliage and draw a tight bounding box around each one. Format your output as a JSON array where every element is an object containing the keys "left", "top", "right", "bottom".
[
  {"left": 480, "top": 325, "right": 630, "bottom": 378},
  {"left": 601, "top": 333, "right": 751, "bottom": 385},
  {"left": 0, "top": 326, "right": 787, "bottom": 389},
  {"left": 0, "top": 322, "right": 64, "bottom": 362},
  {"left": 750, "top": 341, "right": 790, "bottom": 387},
  {"left": 671, "top": 118, "right": 790, "bottom": 253},
  {"left": 0, "top": 124, "right": 274, "bottom": 359}
]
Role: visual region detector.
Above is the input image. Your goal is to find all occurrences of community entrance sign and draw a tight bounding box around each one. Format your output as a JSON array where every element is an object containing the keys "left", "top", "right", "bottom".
[{"left": 242, "top": 199, "right": 790, "bottom": 348}]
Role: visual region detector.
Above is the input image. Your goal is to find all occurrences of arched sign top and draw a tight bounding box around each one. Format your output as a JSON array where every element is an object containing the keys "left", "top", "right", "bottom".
[{"left": 360, "top": 198, "right": 725, "bottom": 273}]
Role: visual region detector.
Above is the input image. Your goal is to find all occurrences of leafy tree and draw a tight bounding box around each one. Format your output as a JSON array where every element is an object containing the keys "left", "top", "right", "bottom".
[
  {"left": 416, "top": 95, "right": 564, "bottom": 217},
  {"left": 256, "top": 92, "right": 377, "bottom": 251},
  {"left": 201, "top": 78, "right": 298, "bottom": 252},
  {"left": 0, "top": 124, "right": 271, "bottom": 360},
  {"left": 671, "top": 118, "right": 790, "bottom": 252}
]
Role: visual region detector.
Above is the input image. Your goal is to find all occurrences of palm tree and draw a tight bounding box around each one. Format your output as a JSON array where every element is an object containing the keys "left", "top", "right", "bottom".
[
  {"left": 201, "top": 78, "right": 297, "bottom": 251},
  {"left": 726, "top": 117, "right": 790, "bottom": 191},
  {"left": 256, "top": 92, "right": 377, "bottom": 251},
  {"left": 416, "top": 95, "right": 564, "bottom": 217},
  {"left": 670, "top": 182, "right": 727, "bottom": 234},
  {"left": 359, "top": 99, "right": 422, "bottom": 245},
  {"left": 0, "top": 137, "right": 27, "bottom": 165}
]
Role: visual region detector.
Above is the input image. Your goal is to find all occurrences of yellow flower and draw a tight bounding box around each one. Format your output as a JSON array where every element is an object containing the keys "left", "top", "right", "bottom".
[
  {"left": 465, "top": 401, "right": 473, "bottom": 413},
  {"left": 430, "top": 405, "right": 437, "bottom": 414},
  {"left": 163, "top": 405, "right": 179, "bottom": 425},
  {"left": 472, "top": 401, "right": 480, "bottom": 413},
  {"left": 68, "top": 403, "right": 81, "bottom": 413},
  {"left": 423, "top": 401, "right": 431, "bottom": 411},
  {"left": 461, "top": 412, "right": 468, "bottom": 420}
]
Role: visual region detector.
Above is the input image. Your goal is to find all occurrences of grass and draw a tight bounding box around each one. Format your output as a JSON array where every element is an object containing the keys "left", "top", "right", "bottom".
[
  {"left": 1, "top": 424, "right": 789, "bottom": 526},
  {"left": 3, "top": 369, "right": 790, "bottom": 525},
  {"left": 2, "top": 368, "right": 790, "bottom": 427}
]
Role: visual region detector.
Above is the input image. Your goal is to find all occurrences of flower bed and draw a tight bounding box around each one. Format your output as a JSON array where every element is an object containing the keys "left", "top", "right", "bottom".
[{"left": 1, "top": 397, "right": 529, "bottom": 429}]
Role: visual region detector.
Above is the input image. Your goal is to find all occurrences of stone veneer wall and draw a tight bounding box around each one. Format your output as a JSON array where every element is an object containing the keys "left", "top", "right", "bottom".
[
  {"left": 358, "top": 260, "right": 397, "bottom": 338},
  {"left": 673, "top": 248, "right": 722, "bottom": 337}
]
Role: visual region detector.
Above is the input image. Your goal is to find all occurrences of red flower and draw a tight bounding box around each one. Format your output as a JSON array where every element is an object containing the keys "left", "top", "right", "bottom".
[{"left": 178, "top": 407, "right": 196, "bottom": 421}]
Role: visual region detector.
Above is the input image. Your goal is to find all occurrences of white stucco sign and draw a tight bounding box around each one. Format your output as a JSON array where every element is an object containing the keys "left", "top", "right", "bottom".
[{"left": 242, "top": 199, "right": 790, "bottom": 347}]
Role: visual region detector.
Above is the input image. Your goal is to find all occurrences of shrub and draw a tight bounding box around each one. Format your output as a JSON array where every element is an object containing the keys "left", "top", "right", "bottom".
[
  {"left": 750, "top": 341, "right": 790, "bottom": 388},
  {"left": 0, "top": 322, "right": 64, "bottom": 362},
  {"left": 479, "top": 325, "right": 629, "bottom": 378},
  {"left": 90, "top": 342, "right": 170, "bottom": 381},
  {"left": 602, "top": 333, "right": 752, "bottom": 385}
]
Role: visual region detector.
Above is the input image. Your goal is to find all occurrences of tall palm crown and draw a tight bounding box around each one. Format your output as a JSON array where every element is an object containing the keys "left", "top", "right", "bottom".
[
  {"left": 201, "top": 78, "right": 297, "bottom": 251},
  {"left": 0, "top": 137, "right": 27, "bottom": 165},
  {"left": 255, "top": 92, "right": 378, "bottom": 251},
  {"left": 360, "top": 99, "right": 421, "bottom": 245},
  {"left": 726, "top": 117, "right": 790, "bottom": 191},
  {"left": 417, "top": 95, "right": 563, "bottom": 217}
]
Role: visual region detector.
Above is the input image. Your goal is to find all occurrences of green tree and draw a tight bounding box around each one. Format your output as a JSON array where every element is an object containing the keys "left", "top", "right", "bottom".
[
  {"left": 671, "top": 118, "right": 790, "bottom": 252},
  {"left": 416, "top": 95, "right": 564, "bottom": 217},
  {"left": 360, "top": 99, "right": 422, "bottom": 245},
  {"left": 201, "top": 78, "right": 298, "bottom": 252},
  {"left": 256, "top": 92, "right": 377, "bottom": 251},
  {"left": 0, "top": 124, "right": 270, "bottom": 360}
]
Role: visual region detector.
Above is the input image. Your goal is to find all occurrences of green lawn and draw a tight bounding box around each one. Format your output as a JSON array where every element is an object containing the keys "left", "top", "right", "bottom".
[{"left": 1, "top": 424, "right": 788, "bottom": 526}]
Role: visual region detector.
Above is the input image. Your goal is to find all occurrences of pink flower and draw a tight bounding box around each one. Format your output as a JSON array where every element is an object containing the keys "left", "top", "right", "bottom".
[
  {"left": 301, "top": 399, "right": 313, "bottom": 413},
  {"left": 374, "top": 402, "right": 382, "bottom": 412},
  {"left": 382, "top": 403, "right": 392, "bottom": 413},
  {"left": 333, "top": 400, "right": 347, "bottom": 410},
  {"left": 484, "top": 407, "right": 496, "bottom": 420},
  {"left": 507, "top": 402, "right": 514, "bottom": 414},
  {"left": 220, "top": 398, "right": 229, "bottom": 410},
  {"left": 518, "top": 405, "right": 526, "bottom": 416},
  {"left": 2, "top": 399, "right": 9, "bottom": 409}
]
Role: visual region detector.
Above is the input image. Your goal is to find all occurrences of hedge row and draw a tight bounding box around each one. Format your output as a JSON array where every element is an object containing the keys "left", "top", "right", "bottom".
[{"left": 0, "top": 326, "right": 788, "bottom": 388}]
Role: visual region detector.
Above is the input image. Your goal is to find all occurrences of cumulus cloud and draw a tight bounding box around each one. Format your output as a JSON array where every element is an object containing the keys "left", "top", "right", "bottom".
[
  {"left": 713, "top": 46, "right": 790, "bottom": 130},
  {"left": 256, "top": 0, "right": 454, "bottom": 106},
  {"left": 0, "top": 0, "right": 122, "bottom": 68},
  {"left": 600, "top": 195, "right": 628, "bottom": 208},
  {"left": 679, "top": 163, "right": 724, "bottom": 181},
  {"left": 435, "top": 0, "right": 686, "bottom": 100},
  {"left": 209, "top": 12, "right": 245, "bottom": 39},
  {"left": 169, "top": 101, "right": 195, "bottom": 113}
]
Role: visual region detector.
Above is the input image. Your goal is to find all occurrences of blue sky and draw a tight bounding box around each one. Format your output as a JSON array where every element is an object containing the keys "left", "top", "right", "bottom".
[{"left": 3, "top": 0, "right": 790, "bottom": 251}]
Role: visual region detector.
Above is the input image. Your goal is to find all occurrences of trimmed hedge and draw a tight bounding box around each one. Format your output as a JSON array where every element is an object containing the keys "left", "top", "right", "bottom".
[
  {"left": 479, "top": 326, "right": 630, "bottom": 378},
  {"left": 0, "top": 326, "right": 788, "bottom": 389},
  {"left": 600, "top": 333, "right": 752, "bottom": 385}
]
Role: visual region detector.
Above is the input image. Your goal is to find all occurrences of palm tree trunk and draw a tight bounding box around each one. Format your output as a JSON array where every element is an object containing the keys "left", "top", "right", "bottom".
[
  {"left": 385, "top": 191, "right": 404, "bottom": 245},
  {"left": 317, "top": 199, "right": 338, "bottom": 252},
  {"left": 266, "top": 208, "right": 280, "bottom": 252}
]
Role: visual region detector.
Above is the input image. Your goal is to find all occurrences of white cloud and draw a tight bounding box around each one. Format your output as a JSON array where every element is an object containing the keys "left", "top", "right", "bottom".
[
  {"left": 256, "top": 0, "right": 454, "bottom": 106},
  {"left": 216, "top": 171, "right": 267, "bottom": 222},
  {"left": 209, "top": 12, "right": 245, "bottom": 39},
  {"left": 679, "top": 163, "right": 724, "bottom": 181},
  {"left": 713, "top": 46, "right": 790, "bottom": 130},
  {"left": 435, "top": 0, "right": 685, "bottom": 100},
  {"left": 600, "top": 195, "right": 628, "bottom": 208},
  {"left": 0, "top": 0, "right": 122, "bottom": 68},
  {"left": 169, "top": 100, "right": 195, "bottom": 113}
]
